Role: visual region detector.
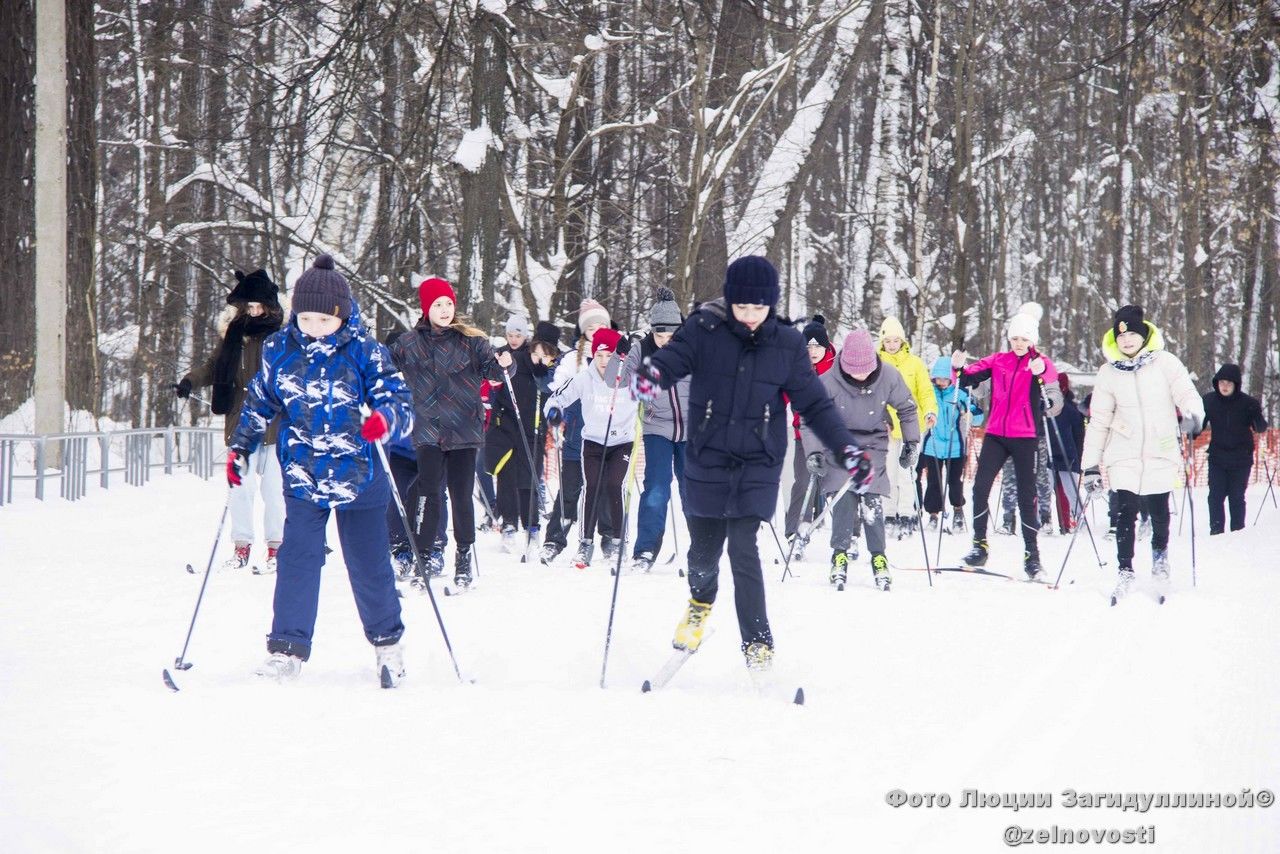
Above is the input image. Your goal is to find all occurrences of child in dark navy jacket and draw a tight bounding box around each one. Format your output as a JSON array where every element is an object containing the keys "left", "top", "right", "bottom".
[
  {"left": 229, "top": 255, "right": 414, "bottom": 686},
  {"left": 632, "top": 256, "right": 872, "bottom": 672}
]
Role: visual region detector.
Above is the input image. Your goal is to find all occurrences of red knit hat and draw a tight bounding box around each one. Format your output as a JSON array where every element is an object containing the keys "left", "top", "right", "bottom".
[
  {"left": 418, "top": 277, "right": 456, "bottom": 314},
  {"left": 591, "top": 327, "right": 622, "bottom": 355}
]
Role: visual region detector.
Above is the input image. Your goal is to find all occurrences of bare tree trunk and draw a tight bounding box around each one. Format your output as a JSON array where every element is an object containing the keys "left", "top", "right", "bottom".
[
  {"left": 0, "top": 0, "right": 36, "bottom": 412},
  {"left": 66, "top": 0, "right": 97, "bottom": 415}
]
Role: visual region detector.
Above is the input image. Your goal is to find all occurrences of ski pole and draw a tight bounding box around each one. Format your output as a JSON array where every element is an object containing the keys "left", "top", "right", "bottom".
[
  {"left": 601, "top": 403, "right": 645, "bottom": 688},
  {"left": 934, "top": 381, "right": 967, "bottom": 563},
  {"left": 913, "top": 429, "right": 934, "bottom": 586},
  {"left": 780, "top": 466, "right": 820, "bottom": 582},
  {"left": 362, "top": 405, "right": 466, "bottom": 682},
  {"left": 500, "top": 365, "right": 543, "bottom": 561},
  {"left": 1180, "top": 433, "right": 1198, "bottom": 587},
  {"left": 1051, "top": 489, "right": 1097, "bottom": 589},
  {"left": 1035, "top": 374, "right": 1106, "bottom": 568},
  {"left": 163, "top": 494, "right": 231, "bottom": 691},
  {"left": 1254, "top": 457, "right": 1278, "bottom": 525}
]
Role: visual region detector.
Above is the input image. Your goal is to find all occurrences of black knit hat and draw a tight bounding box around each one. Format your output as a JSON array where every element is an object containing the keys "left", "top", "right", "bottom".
[
  {"left": 723, "top": 256, "right": 780, "bottom": 307},
  {"left": 293, "top": 254, "right": 352, "bottom": 319},
  {"left": 227, "top": 269, "right": 278, "bottom": 306},
  {"left": 534, "top": 320, "right": 561, "bottom": 346},
  {"left": 1113, "top": 304, "right": 1149, "bottom": 342},
  {"left": 802, "top": 314, "right": 831, "bottom": 350}
]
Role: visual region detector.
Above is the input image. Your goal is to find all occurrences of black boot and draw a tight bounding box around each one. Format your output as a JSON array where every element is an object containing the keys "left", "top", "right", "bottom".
[
  {"left": 454, "top": 545, "right": 474, "bottom": 588},
  {"left": 961, "top": 538, "right": 988, "bottom": 567},
  {"left": 1024, "top": 548, "right": 1044, "bottom": 581}
]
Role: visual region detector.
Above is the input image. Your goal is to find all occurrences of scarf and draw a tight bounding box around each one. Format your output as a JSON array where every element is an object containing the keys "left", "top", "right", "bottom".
[{"left": 211, "top": 313, "right": 282, "bottom": 413}]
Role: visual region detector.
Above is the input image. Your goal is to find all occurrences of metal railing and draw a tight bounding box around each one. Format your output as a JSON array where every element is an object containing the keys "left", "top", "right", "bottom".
[{"left": 0, "top": 426, "right": 225, "bottom": 506}]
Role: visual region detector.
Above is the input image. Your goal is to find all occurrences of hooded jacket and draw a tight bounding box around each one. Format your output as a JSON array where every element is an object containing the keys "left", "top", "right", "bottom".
[
  {"left": 390, "top": 321, "right": 502, "bottom": 451},
  {"left": 878, "top": 339, "right": 937, "bottom": 439},
  {"left": 229, "top": 300, "right": 413, "bottom": 508},
  {"left": 922, "top": 357, "right": 981, "bottom": 460},
  {"left": 486, "top": 343, "right": 541, "bottom": 486},
  {"left": 1080, "top": 325, "right": 1204, "bottom": 494},
  {"left": 1202, "top": 364, "right": 1268, "bottom": 468},
  {"left": 801, "top": 359, "right": 918, "bottom": 497},
  {"left": 647, "top": 298, "right": 856, "bottom": 520},
  {"left": 545, "top": 355, "right": 637, "bottom": 446}
]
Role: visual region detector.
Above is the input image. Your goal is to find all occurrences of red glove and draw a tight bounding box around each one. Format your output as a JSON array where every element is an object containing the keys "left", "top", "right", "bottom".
[
  {"left": 361, "top": 410, "right": 389, "bottom": 442},
  {"left": 226, "top": 449, "right": 245, "bottom": 487}
]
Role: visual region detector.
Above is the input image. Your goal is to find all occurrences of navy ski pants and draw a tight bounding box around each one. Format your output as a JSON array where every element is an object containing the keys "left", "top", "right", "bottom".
[
  {"left": 268, "top": 471, "right": 404, "bottom": 660},
  {"left": 686, "top": 515, "right": 771, "bottom": 651}
]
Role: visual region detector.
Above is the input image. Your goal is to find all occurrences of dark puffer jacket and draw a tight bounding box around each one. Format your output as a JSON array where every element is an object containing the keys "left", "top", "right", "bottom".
[
  {"left": 486, "top": 344, "right": 541, "bottom": 487},
  {"left": 647, "top": 299, "right": 855, "bottom": 520},
  {"left": 1203, "top": 364, "right": 1268, "bottom": 468},
  {"left": 390, "top": 322, "right": 502, "bottom": 451}
]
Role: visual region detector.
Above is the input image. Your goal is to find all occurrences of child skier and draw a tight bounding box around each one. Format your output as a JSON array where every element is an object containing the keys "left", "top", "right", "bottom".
[
  {"left": 877, "top": 317, "right": 937, "bottom": 536},
  {"left": 390, "top": 277, "right": 507, "bottom": 590},
  {"left": 783, "top": 314, "right": 836, "bottom": 554},
  {"left": 228, "top": 254, "right": 414, "bottom": 685},
  {"left": 917, "top": 356, "right": 980, "bottom": 533},
  {"left": 632, "top": 255, "right": 872, "bottom": 671},
  {"left": 802, "top": 329, "right": 918, "bottom": 592},
  {"left": 1079, "top": 305, "right": 1203, "bottom": 599},
  {"left": 953, "top": 307, "right": 1060, "bottom": 579},
  {"left": 545, "top": 327, "right": 637, "bottom": 568},
  {"left": 177, "top": 269, "right": 286, "bottom": 572},
  {"left": 1202, "top": 363, "right": 1269, "bottom": 534},
  {"left": 487, "top": 314, "right": 539, "bottom": 552},
  {"left": 623, "top": 287, "right": 690, "bottom": 573}
]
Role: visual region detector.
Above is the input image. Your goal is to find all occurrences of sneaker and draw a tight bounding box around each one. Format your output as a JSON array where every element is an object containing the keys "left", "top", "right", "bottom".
[
  {"left": 500, "top": 525, "right": 519, "bottom": 553},
  {"left": 421, "top": 548, "right": 445, "bottom": 577},
  {"left": 1152, "top": 549, "right": 1170, "bottom": 581},
  {"left": 375, "top": 642, "right": 405, "bottom": 688},
  {"left": 673, "top": 599, "right": 713, "bottom": 651},
  {"left": 631, "top": 551, "right": 656, "bottom": 573},
  {"left": 539, "top": 541, "right": 565, "bottom": 565},
  {"left": 254, "top": 652, "right": 301, "bottom": 682},
  {"left": 258, "top": 546, "right": 278, "bottom": 575},
  {"left": 829, "top": 550, "right": 849, "bottom": 588},
  {"left": 743, "top": 641, "right": 774, "bottom": 672},
  {"left": 453, "top": 545, "right": 474, "bottom": 589},
  {"left": 926, "top": 513, "right": 940, "bottom": 532},
  {"left": 391, "top": 546, "right": 416, "bottom": 580},
  {"left": 600, "top": 537, "right": 623, "bottom": 561},
  {"left": 223, "top": 543, "right": 251, "bottom": 570},
  {"left": 961, "top": 539, "right": 989, "bottom": 567},
  {"left": 1024, "top": 550, "right": 1045, "bottom": 581},
  {"left": 573, "top": 540, "right": 594, "bottom": 569},
  {"left": 872, "top": 553, "right": 891, "bottom": 591}
]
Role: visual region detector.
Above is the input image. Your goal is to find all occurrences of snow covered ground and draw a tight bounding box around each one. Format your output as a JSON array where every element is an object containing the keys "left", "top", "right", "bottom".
[{"left": 2, "top": 473, "right": 1278, "bottom": 853}]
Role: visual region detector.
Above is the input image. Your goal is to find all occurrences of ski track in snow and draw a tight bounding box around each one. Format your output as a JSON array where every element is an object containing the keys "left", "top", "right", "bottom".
[{"left": 2, "top": 476, "right": 1278, "bottom": 853}]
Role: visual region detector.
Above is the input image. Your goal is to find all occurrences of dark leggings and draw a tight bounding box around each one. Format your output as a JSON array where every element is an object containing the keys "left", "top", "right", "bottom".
[
  {"left": 412, "top": 446, "right": 477, "bottom": 550},
  {"left": 971, "top": 434, "right": 1040, "bottom": 550},
  {"left": 917, "top": 451, "right": 966, "bottom": 513},
  {"left": 1114, "top": 490, "right": 1170, "bottom": 567},
  {"left": 686, "top": 515, "right": 771, "bottom": 650},
  {"left": 580, "top": 440, "right": 630, "bottom": 542},
  {"left": 496, "top": 462, "right": 534, "bottom": 530}
]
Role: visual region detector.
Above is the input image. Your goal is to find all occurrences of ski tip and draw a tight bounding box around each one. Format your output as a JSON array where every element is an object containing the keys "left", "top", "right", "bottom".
[
  {"left": 1158, "top": 595, "right": 1166, "bottom": 605},
  {"left": 678, "top": 569, "right": 686, "bottom": 578},
  {"left": 185, "top": 564, "right": 195, "bottom": 574},
  {"left": 641, "top": 680, "right": 652, "bottom": 693},
  {"left": 793, "top": 687, "right": 805, "bottom": 705},
  {"left": 162, "top": 669, "right": 179, "bottom": 692},
  {"left": 1110, "top": 596, "right": 1118, "bottom": 606},
  {"left": 380, "top": 665, "right": 394, "bottom": 689}
]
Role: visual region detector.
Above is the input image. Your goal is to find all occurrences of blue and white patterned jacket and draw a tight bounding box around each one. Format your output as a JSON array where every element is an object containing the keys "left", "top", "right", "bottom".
[{"left": 230, "top": 301, "right": 413, "bottom": 508}]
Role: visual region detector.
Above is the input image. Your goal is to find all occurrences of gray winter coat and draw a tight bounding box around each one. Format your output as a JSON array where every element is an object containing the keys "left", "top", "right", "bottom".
[
  {"left": 623, "top": 334, "right": 691, "bottom": 442},
  {"left": 801, "top": 359, "right": 920, "bottom": 496}
]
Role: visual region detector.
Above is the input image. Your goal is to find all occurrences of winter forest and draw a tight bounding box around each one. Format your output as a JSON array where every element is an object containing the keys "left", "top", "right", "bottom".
[{"left": 1, "top": 0, "right": 1278, "bottom": 428}]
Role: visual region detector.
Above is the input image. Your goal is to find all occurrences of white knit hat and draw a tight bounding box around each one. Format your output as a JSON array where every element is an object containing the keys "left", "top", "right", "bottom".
[{"left": 1006, "top": 313, "right": 1039, "bottom": 345}]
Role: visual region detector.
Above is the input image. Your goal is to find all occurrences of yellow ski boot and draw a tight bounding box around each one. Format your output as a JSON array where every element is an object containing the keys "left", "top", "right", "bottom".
[
  {"left": 744, "top": 641, "right": 774, "bottom": 672},
  {"left": 672, "top": 599, "right": 712, "bottom": 651}
]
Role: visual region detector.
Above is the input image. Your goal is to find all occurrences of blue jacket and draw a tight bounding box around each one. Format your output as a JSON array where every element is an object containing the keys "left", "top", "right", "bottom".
[
  {"left": 648, "top": 299, "right": 855, "bottom": 520},
  {"left": 922, "top": 357, "right": 982, "bottom": 459},
  {"left": 230, "top": 301, "right": 413, "bottom": 508},
  {"left": 1051, "top": 393, "right": 1085, "bottom": 473}
]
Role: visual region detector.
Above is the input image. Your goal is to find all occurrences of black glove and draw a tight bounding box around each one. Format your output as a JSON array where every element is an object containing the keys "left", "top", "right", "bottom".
[
  {"left": 805, "top": 452, "right": 825, "bottom": 474},
  {"left": 840, "top": 445, "right": 874, "bottom": 493},
  {"left": 174, "top": 378, "right": 193, "bottom": 399},
  {"left": 899, "top": 440, "right": 917, "bottom": 469},
  {"left": 1082, "top": 467, "right": 1104, "bottom": 496},
  {"left": 546, "top": 406, "right": 564, "bottom": 427},
  {"left": 616, "top": 335, "right": 633, "bottom": 357}
]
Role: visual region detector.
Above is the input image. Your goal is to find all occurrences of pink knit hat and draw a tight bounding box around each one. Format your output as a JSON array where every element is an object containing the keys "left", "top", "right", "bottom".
[
  {"left": 840, "top": 329, "right": 878, "bottom": 375},
  {"left": 578, "top": 298, "right": 611, "bottom": 332}
]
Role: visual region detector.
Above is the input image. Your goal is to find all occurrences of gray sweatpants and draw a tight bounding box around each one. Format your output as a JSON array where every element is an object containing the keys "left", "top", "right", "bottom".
[{"left": 830, "top": 491, "right": 885, "bottom": 557}]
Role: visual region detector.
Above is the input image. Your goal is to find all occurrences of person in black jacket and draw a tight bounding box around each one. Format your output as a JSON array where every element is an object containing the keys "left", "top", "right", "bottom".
[
  {"left": 1202, "top": 363, "right": 1268, "bottom": 534},
  {"left": 632, "top": 255, "right": 872, "bottom": 673},
  {"left": 487, "top": 314, "right": 540, "bottom": 551}
]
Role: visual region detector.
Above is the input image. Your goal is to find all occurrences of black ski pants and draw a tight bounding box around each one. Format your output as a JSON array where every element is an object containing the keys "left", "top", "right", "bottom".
[
  {"left": 412, "top": 446, "right": 477, "bottom": 551},
  {"left": 917, "top": 451, "right": 966, "bottom": 514},
  {"left": 580, "top": 440, "right": 630, "bottom": 543},
  {"left": 1114, "top": 490, "right": 1170, "bottom": 567},
  {"left": 971, "top": 434, "right": 1040, "bottom": 551},
  {"left": 686, "top": 515, "right": 771, "bottom": 650},
  {"left": 1207, "top": 461, "right": 1251, "bottom": 534}
]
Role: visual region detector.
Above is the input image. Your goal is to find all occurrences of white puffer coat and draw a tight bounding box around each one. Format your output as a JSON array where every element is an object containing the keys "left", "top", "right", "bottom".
[{"left": 1080, "top": 325, "right": 1203, "bottom": 495}]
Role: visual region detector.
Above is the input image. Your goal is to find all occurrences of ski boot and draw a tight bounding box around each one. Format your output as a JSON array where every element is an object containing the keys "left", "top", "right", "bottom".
[
  {"left": 539, "top": 541, "right": 565, "bottom": 565},
  {"left": 829, "top": 550, "right": 849, "bottom": 590},
  {"left": 743, "top": 641, "right": 774, "bottom": 673},
  {"left": 630, "top": 551, "right": 656, "bottom": 573},
  {"left": 453, "top": 545, "right": 474, "bottom": 589},
  {"left": 391, "top": 546, "right": 416, "bottom": 581},
  {"left": 926, "top": 513, "right": 940, "bottom": 533},
  {"left": 410, "top": 548, "right": 445, "bottom": 591},
  {"left": 901, "top": 514, "right": 919, "bottom": 536},
  {"left": 788, "top": 532, "right": 810, "bottom": 561},
  {"left": 223, "top": 543, "right": 251, "bottom": 570},
  {"left": 961, "top": 538, "right": 989, "bottom": 568},
  {"left": 375, "top": 641, "right": 405, "bottom": 688},
  {"left": 254, "top": 652, "right": 302, "bottom": 683},
  {"left": 261, "top": 545, "right": 279, "bottom": 574},
  {"left": 573, "top": 539, "right": 594, "bottom": 569},
  {"left": 1152, "top": 548, "right": 1170, "bottom": 581},
  {"left": 872, "top": 553, "right": 891, "bottom": 591},
  {"left": 950, "top": 512, "right": 966, "bottom": 534},
  {"left": 673, "top": 599, "right": 713, "bottom": 651},
  {"left": 500, "top": 525, "right": 519, "bottom": 553},
  {"left": 1024, "top": 549, "right": 1045, "bottom": 582},
  {"left": 1111, "top": 567, "right": 1136, "bottom": 604},
  {"left": 600, "top": 537, "right": 623, "bottom": 562}
]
